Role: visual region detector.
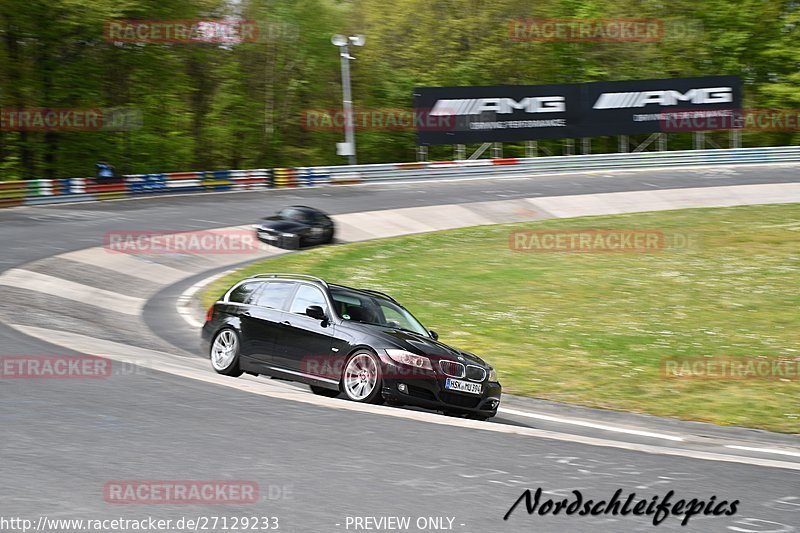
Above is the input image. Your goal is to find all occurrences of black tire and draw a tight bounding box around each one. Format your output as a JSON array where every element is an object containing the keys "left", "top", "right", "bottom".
[
  {"left": 310, "top": 385, "right": 340, "bottom": 398},
  {"left": 341, "top": 350, "right": 384, "bottom": 404},
  {"left": 209, "top": 328, "right": 243, "bottom": 377}
]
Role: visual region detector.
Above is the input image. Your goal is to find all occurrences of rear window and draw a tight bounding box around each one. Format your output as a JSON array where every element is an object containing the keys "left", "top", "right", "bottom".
[
  {"left": 253, "top": 282, "right": 295, "bottom": 309},
  {"left": 227, "top": 281, "right": 261, "bottom": 304}
]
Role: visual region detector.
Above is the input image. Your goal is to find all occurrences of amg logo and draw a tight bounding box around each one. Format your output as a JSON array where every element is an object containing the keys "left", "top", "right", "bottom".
[
  {"left": 430, "top": 97, "right": 565, "bottom": 116},
  {"left": 593, "top": 87, "right": 733, "bottom": 109}
]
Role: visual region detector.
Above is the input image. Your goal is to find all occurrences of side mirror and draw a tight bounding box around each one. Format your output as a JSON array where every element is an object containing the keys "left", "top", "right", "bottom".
[
  {"left": 306, "top": 305, "right": 327, "bottom": 321},
  {"left": 429, "top": 330, "right": 439, "bottom": 341}
]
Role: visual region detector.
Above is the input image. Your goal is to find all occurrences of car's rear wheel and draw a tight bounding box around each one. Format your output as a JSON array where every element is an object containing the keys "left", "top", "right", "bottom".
[
  {"left": 342, "top": 350, "right": 384, "bottom": 404},
  {"left": 210, "top": 329, "right": 243, "bottom": 377},
  {"left": 310, "top": 385, "right": 339, "bottom": 398}
]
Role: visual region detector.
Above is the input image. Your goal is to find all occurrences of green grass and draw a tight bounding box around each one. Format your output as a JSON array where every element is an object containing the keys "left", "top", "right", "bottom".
[{"left": 202, "top": 204, "right": 800, "bottom": 433}]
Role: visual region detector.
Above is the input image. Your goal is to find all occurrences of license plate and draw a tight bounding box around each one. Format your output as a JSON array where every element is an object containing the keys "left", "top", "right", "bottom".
[{"left": 445, "top": 378, "right": 482, "bottom": 395}]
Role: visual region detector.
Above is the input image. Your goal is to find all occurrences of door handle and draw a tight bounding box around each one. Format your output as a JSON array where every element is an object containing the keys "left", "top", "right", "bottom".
[{"left": 280, "top": 320, "right": 291, "bottom": 326}]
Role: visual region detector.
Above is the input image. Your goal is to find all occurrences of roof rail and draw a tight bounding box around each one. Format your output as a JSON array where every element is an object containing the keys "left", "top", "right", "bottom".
[
  {"left": 250, "top": 273, "right": 328, "bottom": 287},
  {"left": 359, "top": 288, "right": 397, "bottom": 303}
]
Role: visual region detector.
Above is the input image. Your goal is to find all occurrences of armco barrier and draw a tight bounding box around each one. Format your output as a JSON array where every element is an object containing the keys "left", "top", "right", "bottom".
[
  {"left": 273, "top": 168, "right": 296, "bottom": 188},
  {"left": 3, "top": 146, "right": 799, "bottom": 208},
  {"left": 166, "top": 171, "right": 204, "bottom": 193},
  {"left": 128, "top": 173, "right": 167, "bottom": 194},
  {"left": 0, "top": 181, "right": 27, "bottom": 208},
  {"left": 203, "top": 170, "right": 233, "bottom": 191},
  {"left": 296, "top": 167, "right": 331, "bottom": 187}
]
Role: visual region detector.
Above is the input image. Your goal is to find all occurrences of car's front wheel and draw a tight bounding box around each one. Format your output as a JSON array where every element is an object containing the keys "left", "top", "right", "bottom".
[
  {"left": 210, "top": 329, "right": 243, "bottom": 377},
  {"left": 342, "top": 350, "right": 384, "bottom": 404}
]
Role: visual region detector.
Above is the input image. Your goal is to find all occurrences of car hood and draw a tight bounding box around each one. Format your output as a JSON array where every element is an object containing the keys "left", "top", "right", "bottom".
[
  {"left": 362, "top": 325, "right": 488, "bottom": 367},
  {"left": 256, "top": 217, "right": 307, "bottom": 233}
]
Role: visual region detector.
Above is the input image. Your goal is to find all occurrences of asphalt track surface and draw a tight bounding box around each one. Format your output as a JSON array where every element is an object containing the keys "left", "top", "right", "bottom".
[{"left": 1, "top": 164, "right": 799, "bottom": 533}]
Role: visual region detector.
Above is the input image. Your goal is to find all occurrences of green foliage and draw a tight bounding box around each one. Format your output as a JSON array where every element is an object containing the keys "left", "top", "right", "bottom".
[{"left": 0, "top": 0, "right": 797, "bottom": 179}]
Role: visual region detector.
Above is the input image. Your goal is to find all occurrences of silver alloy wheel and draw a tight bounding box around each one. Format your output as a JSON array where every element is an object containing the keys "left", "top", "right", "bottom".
[
  {"left": 344, "top": 353, "right": 378, "bottom": 401},
  {"left": 211, "top": 330, "right": 238, "bottom": 371}
]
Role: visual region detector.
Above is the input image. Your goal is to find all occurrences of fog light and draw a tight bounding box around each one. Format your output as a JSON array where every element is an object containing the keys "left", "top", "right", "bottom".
[
  {"left": 398, "top": 383, "right": 408, "bottom": 393},
  {"left": 488, "top": 399, "right": 499, "bottom": 409}
]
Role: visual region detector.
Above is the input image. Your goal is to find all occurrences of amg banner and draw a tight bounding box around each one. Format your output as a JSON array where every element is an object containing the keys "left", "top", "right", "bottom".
[
  {"left": 413, "top": 83, "right": 581, "bottom": 145},
  {"left": 580, "top": 75, "right": 742, "bottom": 137},
  {"left": 414, "top": 76, "right": 742, "bottom": 145}
]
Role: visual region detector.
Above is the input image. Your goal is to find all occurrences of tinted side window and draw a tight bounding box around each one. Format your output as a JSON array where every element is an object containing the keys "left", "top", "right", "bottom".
[
  {"left": 253, "top": 282, "right": 295, "bottom": 309},
  {"left": 289, "top": 285, "right": 327, "bottom": 315},
  {"left": 228, "top": 281, "right": 261, "bottom": 304}
]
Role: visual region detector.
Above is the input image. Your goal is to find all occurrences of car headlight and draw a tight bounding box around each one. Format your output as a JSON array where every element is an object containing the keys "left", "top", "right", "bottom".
[
  {"left": 488, "top": 367, "right": 497, "bottom": 381},
  {"left": 280, "top": 232, "right": 296, "bottom": 237},
  {"left": 385, "top": 349, "right": 433, "bottom": 371}
]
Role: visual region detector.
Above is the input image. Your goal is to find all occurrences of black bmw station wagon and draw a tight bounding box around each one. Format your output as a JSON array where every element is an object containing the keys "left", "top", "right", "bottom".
[{"left": 201, "top": 274, "right": 501, "bottom": 419}]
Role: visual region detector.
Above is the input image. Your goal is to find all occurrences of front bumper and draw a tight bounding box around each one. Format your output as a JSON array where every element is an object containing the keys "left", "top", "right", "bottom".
[
  {"left": 255, "top": 229, "right": 300, "bottom": 249},
  {"left": 378, "top": 357, "right": 501, "bottom": 417}
]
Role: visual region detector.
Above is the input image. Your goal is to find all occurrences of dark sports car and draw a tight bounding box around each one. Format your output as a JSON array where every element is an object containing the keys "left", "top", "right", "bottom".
[
  {"left": 253, "top": 206, "right": 335, "bottom": 249},
  {"left": 202, "top": 274, "right": 502, "bottom": 420}
]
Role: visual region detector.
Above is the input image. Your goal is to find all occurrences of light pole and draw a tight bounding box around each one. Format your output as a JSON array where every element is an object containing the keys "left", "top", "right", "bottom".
[{"left": 331, "top": 34, "right": 364, "bottom": 166}]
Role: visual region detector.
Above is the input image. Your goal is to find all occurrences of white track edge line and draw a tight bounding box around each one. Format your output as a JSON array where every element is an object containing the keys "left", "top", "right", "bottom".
[
  {"left": 724, "top": 445, "right": 800, "bottom": 458},
  {"left": 176, "top": 270, "right": 236, "bottom": 328},
  {"left": 498, "top": 407, "right": 685, "bottom": 442}
]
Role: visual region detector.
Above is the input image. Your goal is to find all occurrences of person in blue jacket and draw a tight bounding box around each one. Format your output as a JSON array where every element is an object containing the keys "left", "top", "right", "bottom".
[{"left": 96, "top": 161, "right": 115, "bottom": 181}]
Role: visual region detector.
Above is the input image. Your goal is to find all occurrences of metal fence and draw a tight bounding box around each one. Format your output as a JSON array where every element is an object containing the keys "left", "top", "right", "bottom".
[{"left": 2, "top": 146, "right": 799, "bottom": 208}]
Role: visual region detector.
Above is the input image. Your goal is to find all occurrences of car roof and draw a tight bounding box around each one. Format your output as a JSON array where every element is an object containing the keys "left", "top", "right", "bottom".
[
  {"left": 237, "top": 275, "right": 395, "bottom": 303},
  {"left": 282, "top": 205, "right": 322, "bottom": 214}
]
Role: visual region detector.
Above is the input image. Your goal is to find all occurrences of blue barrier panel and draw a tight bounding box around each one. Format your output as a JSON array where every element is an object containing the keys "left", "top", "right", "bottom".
[
  {"left": 129, "top": 173, "right": 167, "bottom": 194},
  {"left": 59, "top": 178, "right": 73, "bottom": 195}
]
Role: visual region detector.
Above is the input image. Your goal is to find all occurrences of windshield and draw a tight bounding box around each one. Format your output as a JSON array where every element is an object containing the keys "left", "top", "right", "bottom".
[
  {"left": 329, "top": 287, "right": 430, "bottom": 336},
  {"left": 278, "top": 208, "right": 312, "bottom": 223}
]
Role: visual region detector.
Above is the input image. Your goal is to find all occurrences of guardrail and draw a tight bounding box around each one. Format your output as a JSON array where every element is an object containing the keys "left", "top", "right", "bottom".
[{"left": 2, "top": 146, "right": 799, "bottom": 208}]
